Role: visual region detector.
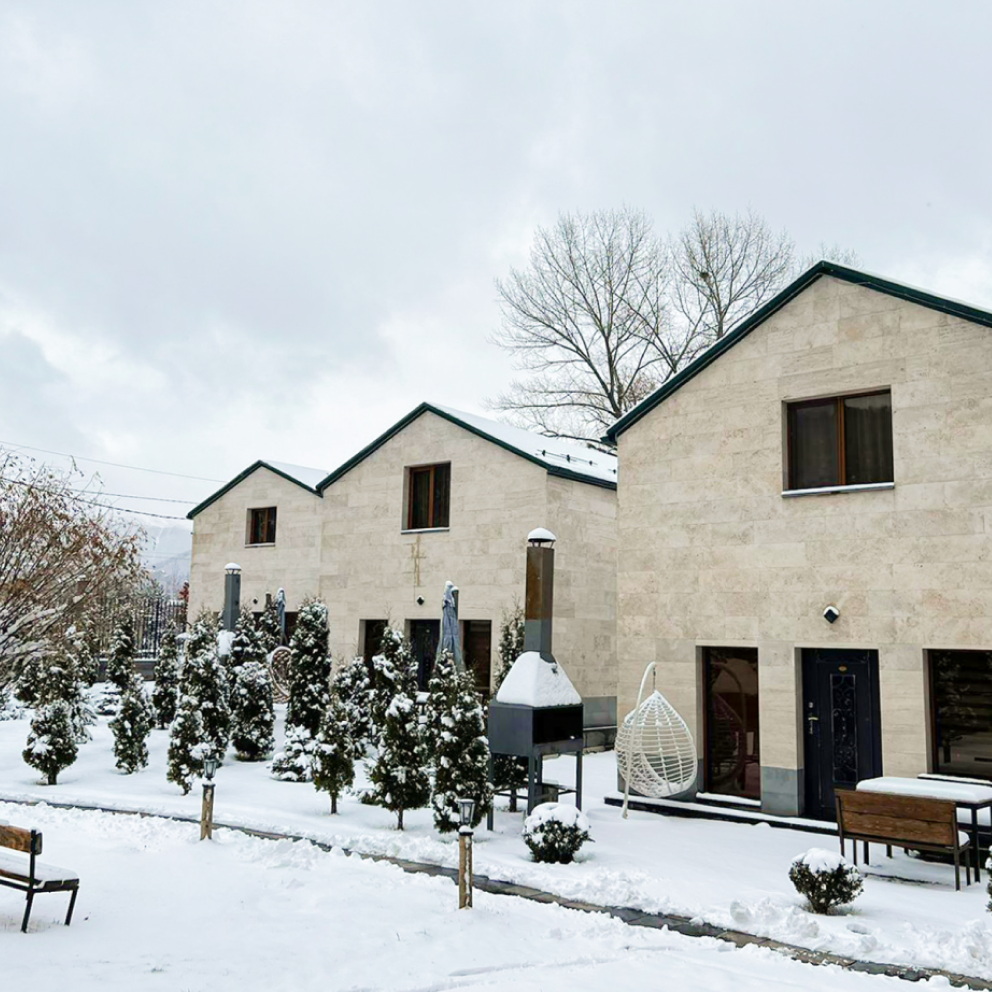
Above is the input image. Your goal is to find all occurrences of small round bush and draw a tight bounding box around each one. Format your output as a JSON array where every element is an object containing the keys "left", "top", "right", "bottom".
[
  {"left": 523, "top": 803, "right": 591, "bottom": 864},
  {"left": 789, "top": 848, "right": 863, "bottom": 914}
]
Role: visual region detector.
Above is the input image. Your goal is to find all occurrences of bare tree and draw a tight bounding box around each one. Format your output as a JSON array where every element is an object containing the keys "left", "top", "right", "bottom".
[
  {"left": 668, "top": 208, "right": 796, "bottom": 345},
  {"left": 0, "top": 453, "right": 146, "bottom": 690},
  {"left": 488, "top": 207, "right": 694, "bottom": 444},
  {"left": 490, "top": 206, "right": 858, "bottom": 442}
]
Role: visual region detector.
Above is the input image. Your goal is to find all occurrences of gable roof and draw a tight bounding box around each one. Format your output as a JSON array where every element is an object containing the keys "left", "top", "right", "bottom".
[
  {"left": 605, "top": 261, "right": 992, "bottom": 442},
  {"left": 316, "top": 403, "right": 618, "bottom": 491},
  {"left": 187, "top": 459, "right": 328, "bottom": 519}
]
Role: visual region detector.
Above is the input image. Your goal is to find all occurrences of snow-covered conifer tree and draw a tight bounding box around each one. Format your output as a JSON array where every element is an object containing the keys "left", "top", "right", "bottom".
[
  {"left": 106, "top": 614, "right": 137, "bottom": 693},
  {"left": 62, "top": 624, "right": 96, "bottom": 742},
  {"left": 332, "top": 657, "right": 373, "bottom": 757},
  {"left": 167, "top": 693, "right": 206, "bottom": 794},
  {"left": 151, "top": 622, "right": 181, "bottom": 728},
  {"left": 271, "top": 725, "right": 317, "bottom": 781},
  {"left": 23, "top": 700, "right": 77, "bottom": 785},
  {"left": 427, "top": 651, "right": 492, "bottom": 832},
  {"left": 368, "top": 663, "right": 429, "bottom": 830},
  {"left": 285, "top": 599, "right": 332, "bottom": 737},
  {"left": 230, "top": 660, "right": 275, "bottom": 761},
  {"left": 312, "top": 692, "right": 356, "bottom": 814},
  {"left": 368, "top": 625, "right": 415, "bottom": 741},
  {"left": 181, "top": 611, "right": 230, "bottom": 758},
  {"left": 256, "top": 601, "right": 282, "bottom": 653},
  {"left": 110, "top": 677, "right": 154, "bottom": 773},
  {"left": 230, "top": 607, "right": 266, "bottom": 672}
]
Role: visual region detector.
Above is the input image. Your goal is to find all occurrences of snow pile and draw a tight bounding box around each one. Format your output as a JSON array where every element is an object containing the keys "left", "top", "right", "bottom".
[
  {"left": 495, "top": 652, "right": 582, "bottom": 707},
  {"left": 796, "top": 848, "right": 847, "bottom": 873},
  {"left": 216, "top": 630, "right": 235, "bottom": 658},
  {"left": 525, "top": 803, "right": 591, "bottom": 833}
]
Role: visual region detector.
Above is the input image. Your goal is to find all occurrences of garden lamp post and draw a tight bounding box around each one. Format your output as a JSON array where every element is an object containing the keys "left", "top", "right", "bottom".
[
  {"left": 457, "top": 797, "right": 476, "bottom": 909},
  {"left": 201, "top": 755, "right": 219, "bottom": 841}
]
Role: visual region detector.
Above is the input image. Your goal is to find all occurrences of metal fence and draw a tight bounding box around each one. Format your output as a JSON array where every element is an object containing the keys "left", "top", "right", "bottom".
[{"left": 92, "top": 594, "right": 188, "bottom": 663}]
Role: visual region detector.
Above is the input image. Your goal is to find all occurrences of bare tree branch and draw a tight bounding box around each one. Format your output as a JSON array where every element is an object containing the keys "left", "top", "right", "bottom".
[
  {"left": 0, "top": 452, "right": 147, "bottom": 689},
  {"left": 488, "top": 206, "right": 856, "bottom": 443}
]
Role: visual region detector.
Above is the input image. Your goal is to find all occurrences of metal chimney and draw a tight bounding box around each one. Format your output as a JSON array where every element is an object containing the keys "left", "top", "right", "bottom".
[{"left": 524, "top": 529, "right": 556, "bottom": 661}]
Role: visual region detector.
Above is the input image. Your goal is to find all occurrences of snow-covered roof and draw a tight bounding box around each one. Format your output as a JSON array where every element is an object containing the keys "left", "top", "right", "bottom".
[
  {"left": 432, "top": 405, "right": 617, "bottom": 484},
  {"left": 188, "top": 459, "right": 328, "bottom": 518},
  {"left": 263, "top": 461, "right": 329, "bottom": 490},
  {"left": 495, "top": 651, "right": 582, "bottom": 707}
]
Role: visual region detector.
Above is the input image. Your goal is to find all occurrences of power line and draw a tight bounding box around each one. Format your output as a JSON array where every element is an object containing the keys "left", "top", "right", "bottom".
[
  {"left": 0, "top": 476, "right": 191, "bottom": 521},
  {"left": 0, "top": 439, "right": 226, "bottom": 484}
]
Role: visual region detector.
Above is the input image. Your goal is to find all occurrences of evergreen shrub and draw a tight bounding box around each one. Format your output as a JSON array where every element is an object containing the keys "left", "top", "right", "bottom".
[
  {"left": 523, "top": 803, "right": 591, "bottom": 864},
  {"left": 789, "top": 849, "right": 863, "bottom": 914}
]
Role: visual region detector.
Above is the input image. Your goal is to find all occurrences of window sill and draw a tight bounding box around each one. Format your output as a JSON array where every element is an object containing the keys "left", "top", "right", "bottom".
[
  {"left": 244, "top": 542, "right": 276, "bottom": 548},
  {"left": 401, "top": 527, "right": 450, "bottom": 535},
  {"left": 782, "top": 482, "right": 894, "bottom": 498}
]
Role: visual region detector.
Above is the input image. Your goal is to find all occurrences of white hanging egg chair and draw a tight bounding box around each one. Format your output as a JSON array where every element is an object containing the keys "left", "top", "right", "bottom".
[{"left": 617, "top": 662, "right": 697, "bottom": 817}]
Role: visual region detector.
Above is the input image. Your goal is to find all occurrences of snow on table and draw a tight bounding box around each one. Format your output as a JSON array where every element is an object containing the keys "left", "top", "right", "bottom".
[{"left": 857, "top": 776, "right": 992, "bottom": 805}]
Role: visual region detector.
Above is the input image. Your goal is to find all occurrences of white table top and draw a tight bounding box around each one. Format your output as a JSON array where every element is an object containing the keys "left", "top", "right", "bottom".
[{"left": 857, "top": 776, "right": 992, "bottom": 805}]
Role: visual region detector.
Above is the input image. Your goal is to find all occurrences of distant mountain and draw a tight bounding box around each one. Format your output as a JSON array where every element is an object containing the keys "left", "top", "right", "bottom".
[{"left": 135, "top": 518, "right": 193, "bottom": 594}]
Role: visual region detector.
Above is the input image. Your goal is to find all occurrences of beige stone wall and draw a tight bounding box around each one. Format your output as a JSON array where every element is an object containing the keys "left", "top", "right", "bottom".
[
  {"left": 318, "top": 410, "right": 617, "bottom": 700},
  {"left": 188, "top": 410, "right": 618, "bottom": 703},
  {"left": 617, "top": 275, "right": 992, "bottom": 785},
  {"left": 547, "top": 475, "right": 618, "bottom": 704},
  {"left": 188, "top": 468, "right": 323, "bottom": 620}
]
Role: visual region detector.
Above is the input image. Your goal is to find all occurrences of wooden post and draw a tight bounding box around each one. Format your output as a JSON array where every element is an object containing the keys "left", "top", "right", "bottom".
[
  {"left": 201, "top": 782, "right": 215, "bottom": 841},
  {"left": 458, "top": 827, "right": 473, "bottom": 909}
]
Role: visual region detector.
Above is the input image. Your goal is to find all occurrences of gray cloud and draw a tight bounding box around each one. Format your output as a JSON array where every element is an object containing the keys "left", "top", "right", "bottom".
[{"left": 1, "top": 0, "right": 990, "bottom": 516}]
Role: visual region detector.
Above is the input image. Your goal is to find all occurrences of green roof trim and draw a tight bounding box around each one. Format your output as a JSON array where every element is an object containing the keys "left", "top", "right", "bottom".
[
  {"left": 187, "top": 461, "right": 322, "bottom": 519},
  {"left": 605, "top": 261, "right": 992, "bottom": 442},
  {"left": 316, "top": 402, "right": 617, "bottom": 492}
]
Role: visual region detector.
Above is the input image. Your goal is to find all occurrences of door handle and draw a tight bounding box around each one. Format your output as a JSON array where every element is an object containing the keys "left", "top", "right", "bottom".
[{"left": 807, "top": 714, "right": 819, "bottom": 733}]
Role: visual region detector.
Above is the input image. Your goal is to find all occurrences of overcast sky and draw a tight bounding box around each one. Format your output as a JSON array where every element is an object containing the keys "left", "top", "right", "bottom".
[{"left": 1, "top": 0, "right": 991, "bottom": 525}]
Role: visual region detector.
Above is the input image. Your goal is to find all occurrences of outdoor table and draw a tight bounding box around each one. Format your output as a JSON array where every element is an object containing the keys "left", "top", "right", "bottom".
[{"left": 857, "top": 776, "right": 992, "bottom": 881}]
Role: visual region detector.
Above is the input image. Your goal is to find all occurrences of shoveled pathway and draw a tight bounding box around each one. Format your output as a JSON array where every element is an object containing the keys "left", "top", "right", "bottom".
[{"left": 3, "top": 794, "right": 989, "bottom": 990}]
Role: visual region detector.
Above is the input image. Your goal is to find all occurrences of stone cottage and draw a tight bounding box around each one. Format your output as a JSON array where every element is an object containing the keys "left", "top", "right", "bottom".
[
  {"left": 188, "top": 403, "right": 618, "bottom": 732},
  {"left": 606, "top": 261, "right": 992, "bottom": 818}
]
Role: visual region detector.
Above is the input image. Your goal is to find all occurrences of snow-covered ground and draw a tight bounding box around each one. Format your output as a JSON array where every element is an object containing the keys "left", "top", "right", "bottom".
[
  {"left": 0, "top": 801, "right": 920, "bottom": 992},
  {"left": 3, "top": 705, "right": 992, "bottom": 981}
]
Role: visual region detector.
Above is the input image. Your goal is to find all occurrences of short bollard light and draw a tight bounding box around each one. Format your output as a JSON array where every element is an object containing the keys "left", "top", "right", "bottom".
[
  {"left": 201, "top": 756, "right": 218, "bottom": 841},
  {"left": 457, "top": 797, "right": 476, "bottom": 909}
]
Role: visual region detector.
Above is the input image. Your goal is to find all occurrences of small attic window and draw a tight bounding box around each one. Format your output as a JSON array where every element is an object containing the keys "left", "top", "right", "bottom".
[
  {"left": 246, "top": 506, "right": 277, "bottom": 545},
  {"left": 406, "top": 463, "right": 450, "bottom": 530}
]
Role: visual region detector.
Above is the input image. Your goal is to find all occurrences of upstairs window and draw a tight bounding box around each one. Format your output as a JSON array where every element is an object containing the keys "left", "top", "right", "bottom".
[
  {"left": 407, "top": 463, "right": 450, "bottom": 530},
  {"left": 246, "top": 506, "right": 277, "bottom": 545},
  {"left": 787, "top": 390, "right": 893, "bottom": 491}
]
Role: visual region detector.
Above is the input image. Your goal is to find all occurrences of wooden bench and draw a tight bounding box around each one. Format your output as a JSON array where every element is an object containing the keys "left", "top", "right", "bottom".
[
  {"left": 836, "top": 789, "right": 972, "bottom": 890},
  {"left": 0, "top": 823, "right": 80, "bottom": 932}
]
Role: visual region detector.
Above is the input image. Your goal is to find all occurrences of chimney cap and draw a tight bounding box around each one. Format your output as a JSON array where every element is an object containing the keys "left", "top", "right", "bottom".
[{"left": 527, "top": 528, "right": 557, "bottom": 546}]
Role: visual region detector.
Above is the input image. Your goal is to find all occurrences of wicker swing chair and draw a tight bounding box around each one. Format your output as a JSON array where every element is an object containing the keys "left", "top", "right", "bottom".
[{"left": 617, "top": 663, "right": 697, "bottom": 817}]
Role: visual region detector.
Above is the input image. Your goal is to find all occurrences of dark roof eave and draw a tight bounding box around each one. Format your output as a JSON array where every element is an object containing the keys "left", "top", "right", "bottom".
[
  {"left": 187, "top": 461, "right": 321, "bottom": 519},
  {"left": 605, "top": 261, "right": 992, "bottom": 442},
  {"left": 316, "top": 402, "right": 616, "bottom": 492}
]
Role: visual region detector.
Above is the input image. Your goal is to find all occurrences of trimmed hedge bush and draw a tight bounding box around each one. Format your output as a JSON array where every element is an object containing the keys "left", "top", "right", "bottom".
[
  {"left": 789, "top": 848, "right": 863, "bottom": 914},
  {"left": 523, "top": 803, "right": 591, "bottom": 864}
]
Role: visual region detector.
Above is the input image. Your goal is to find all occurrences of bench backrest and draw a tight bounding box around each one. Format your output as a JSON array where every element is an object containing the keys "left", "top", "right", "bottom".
[
  {"left": 0, "top": 824, "right": 42, "bottom": 856},
  {"left": 836, "top": 789, "right": 958, "bottom": 847}
]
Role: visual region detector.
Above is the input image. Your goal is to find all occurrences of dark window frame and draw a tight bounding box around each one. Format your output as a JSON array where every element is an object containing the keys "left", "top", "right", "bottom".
[
  {"left": 702, "top": 646, "right": 761, "bottom": 802},
  {"left": 786, "top": 388, "right": 893, "bottom": 491},
  {"left": 927, "top": 649, "right": 992, "bottom": 781},
  {"left": 406, "top": 462, "right": 451, "bottom": 530},
  {"left": 246, "top": 506, "right": 277, "bottom": 545}
]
